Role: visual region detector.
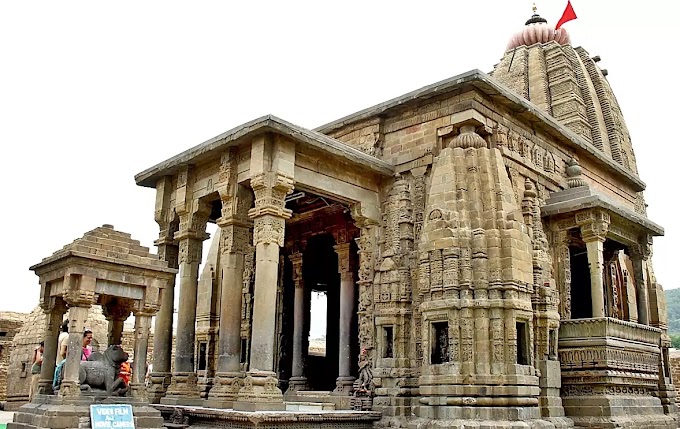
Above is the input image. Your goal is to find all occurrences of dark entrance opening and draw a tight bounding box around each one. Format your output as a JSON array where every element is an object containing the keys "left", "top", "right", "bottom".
[
  {"left": 303, "top": 233, "right": 340, "bottom": 391},
  {"left": 569, "top": 243, "right": 592, "bottom": 319}
]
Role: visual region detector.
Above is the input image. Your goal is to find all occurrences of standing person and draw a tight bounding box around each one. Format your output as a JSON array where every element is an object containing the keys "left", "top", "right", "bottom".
[
  {"left": 28, "top": 341, "right": 44, "bottom": 401},
  {"left": 82, "top": 329, "right": 93, "bottom": 361},
  {"left": 56, "top": 319, "right": 69, "bottom": 364},
  {"left": 119, "top": 360, "right": 131, "bottom": 387}
]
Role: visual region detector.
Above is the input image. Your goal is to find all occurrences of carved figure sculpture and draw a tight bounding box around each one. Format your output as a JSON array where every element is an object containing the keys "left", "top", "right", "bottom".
[
  {"left": 79, "top": 345, "right": 129, "bottom": 396},
  {"left": 351, "top": 348, "right": 374, "bottom": 411}
]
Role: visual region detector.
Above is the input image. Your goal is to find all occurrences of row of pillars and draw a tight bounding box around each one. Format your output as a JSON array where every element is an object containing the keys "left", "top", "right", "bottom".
[
  {"left": 288, "top": 243, "right": 356, "bottom": 395},
  {"left": 38, "top": 294, "right": 153, "bottom": 398},
  {"left": 150, "top": 223, "right": 358, "bottom": 406},
  {"left": 563, "top": 213, "right": 651, "bottom": 324},
  {"left": 149, "top": 167, "right": 360, "bottom": 407}
]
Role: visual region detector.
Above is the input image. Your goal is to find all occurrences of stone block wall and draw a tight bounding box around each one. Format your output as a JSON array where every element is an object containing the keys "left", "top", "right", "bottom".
[
  {"left": 669, "top": 349, "right": 680, "bottom": 402},
  {"left": 0, "top": 312, "right": 27, "bottom": 402}
]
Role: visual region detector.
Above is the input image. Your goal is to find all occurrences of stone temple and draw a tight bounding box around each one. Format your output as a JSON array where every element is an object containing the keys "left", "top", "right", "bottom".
[{"left": 12, "top": 8, "right": 678, "bottom": 429}]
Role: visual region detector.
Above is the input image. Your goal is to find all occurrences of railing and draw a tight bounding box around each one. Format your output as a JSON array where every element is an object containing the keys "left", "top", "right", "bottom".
[{"left": 559, "top": 317, "right": 661, "bottom": 346}]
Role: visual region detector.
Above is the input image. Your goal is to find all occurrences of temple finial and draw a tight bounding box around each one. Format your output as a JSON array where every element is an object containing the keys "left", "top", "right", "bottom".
[{"left": 532, "top": 2, "right": 537, "bottom": 14}]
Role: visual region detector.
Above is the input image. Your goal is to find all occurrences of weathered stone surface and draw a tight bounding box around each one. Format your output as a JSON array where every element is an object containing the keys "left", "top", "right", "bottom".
[
  {"left": 0, "top": 312, "right": 26, "bottom": 402},
  {"left": 113, "top": 8, "right": 679, "bottom": 429}
]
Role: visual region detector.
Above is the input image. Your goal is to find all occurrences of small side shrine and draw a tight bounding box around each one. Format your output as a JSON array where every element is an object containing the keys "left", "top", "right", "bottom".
[{"left": 9, "top": 224, "right": 176, "bottom": 429}]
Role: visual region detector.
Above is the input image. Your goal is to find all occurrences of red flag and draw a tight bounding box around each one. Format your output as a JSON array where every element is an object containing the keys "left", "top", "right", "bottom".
[{"left": 555, "top": 1, "right": 577, "bottom": 30}]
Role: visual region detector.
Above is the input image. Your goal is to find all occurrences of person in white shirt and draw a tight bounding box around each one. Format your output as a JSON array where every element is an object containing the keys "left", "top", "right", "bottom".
[{"left": 56, "top": 319, "right": 69, "bottom": 365}]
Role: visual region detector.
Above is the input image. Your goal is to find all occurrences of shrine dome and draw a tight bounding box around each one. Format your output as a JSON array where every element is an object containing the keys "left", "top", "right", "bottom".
[
  {"left": 506, "top": 9, "right": 571, "bottom": 51},
  {"left": 491, "top": 6, "right": 643, "bottom": 202}
]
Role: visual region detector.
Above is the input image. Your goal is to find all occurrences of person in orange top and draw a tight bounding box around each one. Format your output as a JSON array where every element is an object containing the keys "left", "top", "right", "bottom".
[{"left": 119, "top": 361, "right": 131, "bottom": 386}]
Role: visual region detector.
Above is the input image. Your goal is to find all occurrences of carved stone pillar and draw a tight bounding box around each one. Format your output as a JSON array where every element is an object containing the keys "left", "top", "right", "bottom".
[
  {"left": 630, "top": 244, "right": 650, "bottom": 325},
  {"left": 352, "top": 210, "right": 378, "bottom": 359},
  {"left": 59, "top": 300, "right": 91, "bottom": 397},
  {"left": 210, "top": 224, "right": 252, "bottom": 404},
  {"left": 209, "top": 151, "right": 254, "bottom": 406},
  {"left": 148, "top": 234, "right": 178, "bottom": 403},
  {"left": 334, "top": 242, "right": 356, "bottom": 395},
  {"left": 38, "top": 299, "right": 66, "bottom": 395},
  {"left": 164, "top": 204, "right": 210, "bottom": 403},
  {"left": 235, "top": 171, "right": 292, "bottom": 411},
  {"left": 578, "top": 212, "right": 609, "bottom": 318},
  {"left": 130, "top": 312, "right": 153, "bottom": 399},
  {"left": 286, "top": 252, "right": 308, "bottom": 394}
]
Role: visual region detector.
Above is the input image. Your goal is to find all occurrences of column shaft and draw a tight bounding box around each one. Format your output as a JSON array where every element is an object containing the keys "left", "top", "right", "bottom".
[
  {"left": 217, "top": 252, "right": 245, "bottom": 374},
  {"left": 585, "top": 239, "right": 605, "bottom": 318},
  {"left": 334, "top": 242, "right": 355, "bottom": 395},
  {"left": 148, "top": 240, "right": 177, "bottom": 403},
  {"left": 286, "top": 252, "right": 307, "bottom": 394},
  {"left": 108, "top": 320, "right": 124, "bottom": 346},
  {"left": 175, "top": 255, "right": 200, "bottom": 372},
  {"left": 59, "top": 306, "right": 89, "bottom": 397},
  {"left": 338, "top": 272, "right": 354, "bottom": 377},
  {"left": 249, "top": 242, "right": 280, "bottom": 372},
  {"left": 631, "top": 255, "right": 650, "bottom": 325},
  {"left": 152, "top": 281, "right": 175, "bottom": 372},
  {"left": 39, "top": 308, "right": 64, "bottom": 394},
  {"left": 130, "top": 314, "right": 152, "bottom": 398},
  {"left": 291, "top": 285, "right": 305, "bottom": 378}
]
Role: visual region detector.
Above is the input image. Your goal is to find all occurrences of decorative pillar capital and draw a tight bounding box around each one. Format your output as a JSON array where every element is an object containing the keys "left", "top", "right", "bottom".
[
  {"left": 576, "top": 210, "right": 610, "bottom": 243},
  {"left": 63, "top": 291, "right": 95, "bottom": 309},
  {"left": 251, "top": 215, "right": 286, "bottom": 247},
  {"left": 101, "top": 298, "right": 133, "bottom": 322},
  {"left": 219, "top": 224, "right": 253, "bottom": 255},
  {"left": 334, "top": 242, "right": 352, "bottom": 274},
  {"left": 176, "top": 237, "right": 204, "bottom": 265},
  {"left": 289, "top": 252, "right": 304, "bottom": 289},
  {"left": 350, "top": 202, "right": 380, "bottom": 229},
  {"left": 40, "top": 297, "right": 67, "bottom": 315},
  {"left": 630, "top": 235, "right": 653, "bottom": 261},
  {"left": 248, "top": 175, "right": 293, "bottom": 217}
]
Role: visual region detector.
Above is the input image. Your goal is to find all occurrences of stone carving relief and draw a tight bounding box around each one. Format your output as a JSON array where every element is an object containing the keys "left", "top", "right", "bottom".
[
  {"left": 358, "top": 133, "right": 383, "bottom": 157},
  {"left": 253, "top": 216, "right": 286, "bottom": 247},
  {"left": 492, "top": 125, "right": 559, "bottom": 178},
  {"left": 178, "top": 238, "right": 203, "bottom": 265}
]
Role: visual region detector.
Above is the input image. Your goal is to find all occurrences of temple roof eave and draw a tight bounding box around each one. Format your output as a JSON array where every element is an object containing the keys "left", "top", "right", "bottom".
[
  {"left": 134, "top": 115, "right": 395, "bottom": 188},
  {"left": 540, "top": 188, "right": 664, "bottom": 237},
  {"left": 29, "top": 251, "right": 179, "bottom": 277},
  {"left": 314, "top": 69, "right": 646, "bottom": 193}
]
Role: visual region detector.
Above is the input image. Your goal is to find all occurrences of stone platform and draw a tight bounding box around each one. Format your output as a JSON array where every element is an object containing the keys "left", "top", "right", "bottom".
[
  {"left": 153, "top": 404, "right": 382, "bottom": 429},
  {"left": 8, "top": 396, "right": 164, "bottom": 429}
]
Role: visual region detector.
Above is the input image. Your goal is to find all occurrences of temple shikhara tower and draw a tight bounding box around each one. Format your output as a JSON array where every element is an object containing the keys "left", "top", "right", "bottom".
[{"left": 12, "top": 6, "right": 677, "bottom": 429}]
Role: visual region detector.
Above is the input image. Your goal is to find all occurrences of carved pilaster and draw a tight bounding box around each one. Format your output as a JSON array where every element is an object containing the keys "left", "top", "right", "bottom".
[
  {"left": 353, "top": 215, "right": 378, "bottom": 356},
  {"left": 554, "top": 230, "right": 572, "bottom": 320}
]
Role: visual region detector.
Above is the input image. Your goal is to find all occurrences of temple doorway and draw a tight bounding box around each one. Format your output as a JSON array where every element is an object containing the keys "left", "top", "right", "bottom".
[
  {"left": 277, "top": 189, "right": 361, "bottom": 394},
  {"left": 569, "top": 242, "right": 592, "bottom": 319},
  {"left": 304, "top": 233, "right": 340, "bottom": 391}
]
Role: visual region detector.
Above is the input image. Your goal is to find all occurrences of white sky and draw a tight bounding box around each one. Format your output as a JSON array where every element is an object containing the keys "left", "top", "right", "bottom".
[{"left": 2, "top": 1, "right": 678, "bottom": 313}]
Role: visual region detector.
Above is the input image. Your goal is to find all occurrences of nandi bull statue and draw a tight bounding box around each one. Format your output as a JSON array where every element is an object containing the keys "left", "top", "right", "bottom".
[{"left": 79, "top": 344, "right": 129, "bottom": 396}]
